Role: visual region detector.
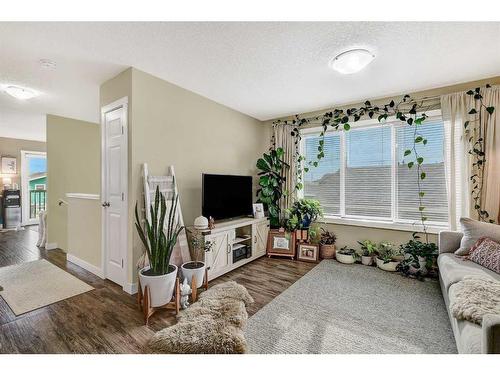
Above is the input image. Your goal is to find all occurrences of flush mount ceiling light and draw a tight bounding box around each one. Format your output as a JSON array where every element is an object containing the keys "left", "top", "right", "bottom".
[
  {"left": 330, "top": 49, "right": 375, "bottom": 74},
  {"left": 39, "top": 59, "right": 57, "bottom": 69},
  {"left": 2, "top": 85, "right": 39, "bottom": 100}
]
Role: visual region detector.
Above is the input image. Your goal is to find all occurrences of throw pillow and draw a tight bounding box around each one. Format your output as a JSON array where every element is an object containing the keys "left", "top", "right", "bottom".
[
  {"left": 467, "top": 237, "right": 500, "bottom": 274},
  {"left": 455, "top": 218, "right": 500, "bottom": 256}
]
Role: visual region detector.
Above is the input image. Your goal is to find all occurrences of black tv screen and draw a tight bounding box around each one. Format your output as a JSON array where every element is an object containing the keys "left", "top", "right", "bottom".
[{"left": 202, "top": 174, "right": 253, "bottom": 221}]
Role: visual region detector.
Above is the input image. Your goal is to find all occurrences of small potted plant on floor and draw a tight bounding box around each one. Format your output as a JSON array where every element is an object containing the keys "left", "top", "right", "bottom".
[
  {"left": 135, "top": 186, "right": 184, "bottom": 307},
  {"left": 319, "top": 228, "right": 337, "bottom": 259},
  {"left": 357, "top": 240, "right": 377, "bottom": 266},
  {"left": 397, "top": 233, "right": 439, "bottom": 280},
  {"left": 375, "top": 241, "right": 400, "bottom": 272},
  {"left": 182, "top": 230, "right": 213, "bottom": 289},
  {"left": 336, "top": 246, "right": 358, "bottom": 264}
]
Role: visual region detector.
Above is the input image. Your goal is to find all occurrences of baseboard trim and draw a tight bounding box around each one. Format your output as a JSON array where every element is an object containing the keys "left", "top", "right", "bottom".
[
  {"left": 123, "top": 282, "right": 138, "bottom": 295},
  {"left": 67, "top": 254, "right": 105, "bottom": 279},
  {"left": 45, "top": 242, "right": 58, "bottom": 250}
]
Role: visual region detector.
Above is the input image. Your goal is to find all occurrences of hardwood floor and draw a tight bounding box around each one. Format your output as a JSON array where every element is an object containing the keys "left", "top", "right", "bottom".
[{"left": 0, "top": 227, "right": 315, "bottom": 353}]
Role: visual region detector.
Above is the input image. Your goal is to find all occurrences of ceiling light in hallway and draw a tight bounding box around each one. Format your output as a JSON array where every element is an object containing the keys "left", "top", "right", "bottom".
[
  {"left": 330, "top": 49, "right": 375, "bottom": 74},
  {"left": 2, "top": 85, "right": 39, "bottom": 100}
]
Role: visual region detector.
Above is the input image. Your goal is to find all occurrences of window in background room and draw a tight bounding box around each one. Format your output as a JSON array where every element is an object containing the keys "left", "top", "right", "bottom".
[{"left": 303, "top": 134, "right": 341, "bottom": 215}]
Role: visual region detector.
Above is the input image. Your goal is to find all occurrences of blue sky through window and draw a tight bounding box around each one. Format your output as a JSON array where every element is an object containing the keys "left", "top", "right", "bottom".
[{"left": 29, "top": 156, "right": 47, "bottom": 175}]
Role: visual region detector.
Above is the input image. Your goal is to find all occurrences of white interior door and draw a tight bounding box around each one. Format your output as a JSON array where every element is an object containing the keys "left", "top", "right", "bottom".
[{"left": 101, "top": 98, "right": 128, "bottom": 288}]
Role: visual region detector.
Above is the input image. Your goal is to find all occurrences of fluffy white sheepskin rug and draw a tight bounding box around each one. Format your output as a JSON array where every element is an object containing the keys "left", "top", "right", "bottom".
[
  {"left": 451, "top": 276, "right": 500, "bottom": 325},
  {"left": 147, "top": 281, "right": 254, "bottom": 354}
]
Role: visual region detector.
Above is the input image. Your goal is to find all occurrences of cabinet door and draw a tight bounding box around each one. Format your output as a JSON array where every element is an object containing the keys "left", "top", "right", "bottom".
[
  {"left": 205, "top": 231, "right": 231, "bottom": 274},
  {"left": 253, "top": 221, "right": 270, "bottom": 256}
]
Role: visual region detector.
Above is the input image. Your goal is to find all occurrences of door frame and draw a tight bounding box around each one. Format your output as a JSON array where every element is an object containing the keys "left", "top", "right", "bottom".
[
  {"left": 20, "top": 150, "right": 47, "bottom": 226},
  {"left": 101, "top": 97, "right": 129, "bottom": 290}
]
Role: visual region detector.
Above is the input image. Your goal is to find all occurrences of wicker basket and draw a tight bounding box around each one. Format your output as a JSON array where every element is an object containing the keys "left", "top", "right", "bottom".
[{"left": 320, "top": 244, "right": 336, "bottom": 259}]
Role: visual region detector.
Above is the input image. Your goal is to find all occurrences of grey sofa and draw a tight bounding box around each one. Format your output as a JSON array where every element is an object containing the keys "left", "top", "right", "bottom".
[{"left": 438, "top": 231, "right": 500, "bottom": 354}]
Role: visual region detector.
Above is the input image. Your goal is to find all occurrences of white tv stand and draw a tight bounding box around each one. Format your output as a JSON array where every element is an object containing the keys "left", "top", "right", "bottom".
[{"left": 202, "top": 216, "right": 269, "bottom": 281}]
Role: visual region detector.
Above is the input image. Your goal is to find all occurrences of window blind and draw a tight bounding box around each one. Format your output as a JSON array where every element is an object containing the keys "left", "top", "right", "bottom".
[
  {"left": 396, "top": 119, "right": 448, "bottom": 223},
  {"left": 345, "top": 126, "right": 392, "bottom": 218},
  {"left": 303, "top": 134, "right": 341, "bottom": 215}
]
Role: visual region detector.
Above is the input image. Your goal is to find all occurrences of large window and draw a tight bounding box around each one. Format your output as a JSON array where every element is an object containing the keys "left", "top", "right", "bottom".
[{"left": 302, "top": 116, "right": 448, "bottom": 226}]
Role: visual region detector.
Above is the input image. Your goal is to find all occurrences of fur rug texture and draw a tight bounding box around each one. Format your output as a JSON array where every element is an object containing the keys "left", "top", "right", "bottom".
[
  {"left": 451, "top": 276, "right": 500, "bottom": 325},
  {"left": 148, "top": 281, "right": 254, "bottom": 354}
]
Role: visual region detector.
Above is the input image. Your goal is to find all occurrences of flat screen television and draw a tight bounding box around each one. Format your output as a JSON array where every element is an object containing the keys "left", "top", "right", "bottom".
[{"left": 202, "top": 174, "right": 253, "bottom": 221}]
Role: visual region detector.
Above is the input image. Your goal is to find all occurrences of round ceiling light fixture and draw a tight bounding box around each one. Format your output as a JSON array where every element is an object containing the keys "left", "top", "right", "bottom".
[
  {"left": 39, "top": 59, "right": 57, "bottom": 69},
  {"left": 330, "top": 49, "right": 375, "bottom": 75},
  {"left": 2, "top": 85, "right": 39, "bottom": 100}
]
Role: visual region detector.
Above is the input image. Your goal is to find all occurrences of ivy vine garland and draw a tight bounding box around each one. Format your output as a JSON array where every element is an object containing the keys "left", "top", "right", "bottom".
[{"left": 273, "top": 85, "right": 496, "bottom": 240}]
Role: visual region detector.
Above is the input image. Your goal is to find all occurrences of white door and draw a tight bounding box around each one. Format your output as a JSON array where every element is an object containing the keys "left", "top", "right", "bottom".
[{"left": 101, "top": 98, "right": 128, "bottom": 288}]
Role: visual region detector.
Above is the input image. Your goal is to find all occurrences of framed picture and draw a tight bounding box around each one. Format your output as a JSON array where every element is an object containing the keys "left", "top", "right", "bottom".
[
  {"left": 252, "top": 203, "right": 265, "bottom": 219},
  {"left": 267, "top": 229, "right": 296, "bottom": 259},
  {"left": 297, "top": 243, "right": 319, "bottom": 263},
  {"left": 1, "top": 156, "right": 17, "bottom": 174}
]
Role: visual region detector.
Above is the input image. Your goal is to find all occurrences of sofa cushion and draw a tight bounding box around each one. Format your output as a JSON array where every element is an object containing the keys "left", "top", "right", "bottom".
[
  {"left": 468, "top": 237, "right": 500, "bottom": 274},
  {"left": 438, "top": 253, "right": 500, "bottom": 292},
  {"left": 448, "top": 283, "right": 483, "bottom": 354},
  {"left": 456, "top": 218, "right": 500, "bottom": 255}
]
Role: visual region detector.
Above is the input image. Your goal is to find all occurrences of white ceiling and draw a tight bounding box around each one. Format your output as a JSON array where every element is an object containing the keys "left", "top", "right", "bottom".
[{"left": 1, "top": 22, "right": 500, "bottom": 141}]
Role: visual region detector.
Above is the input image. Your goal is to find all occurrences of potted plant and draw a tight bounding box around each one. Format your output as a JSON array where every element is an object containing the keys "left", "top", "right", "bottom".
[
  {"left": 397, "top": 233, "right": 439, "bottom": 280},
  {"left": 135, "top": 186, "right": 184, "bottom": 307},
  {"left": 357, "top": 240, "right": 377, "bottom": 266},
  {"left": 285, "top": 198, "right": 323, "bottom": 229},
  {"left": 182, "top": 230, "right": 213, "bottom": 289},
  {"left": 336, "top": 246, "right": 357, "bottom": 264},
  {"left": 319, "top": 228, "right": 336, "bottom": 259},
  {"left": 375, "top": 242, "right": 400, "bottom": 272},
  {"left": 256, "top": 147, "right": 289, "bottom": 228}
]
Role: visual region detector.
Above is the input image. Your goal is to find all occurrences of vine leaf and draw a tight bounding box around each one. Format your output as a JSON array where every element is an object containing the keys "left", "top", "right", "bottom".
[
  {"left": 486, "top": 106, "right": 495, "bottom": 115},
  {"left": 420, "top": 172, "right": 426, "bottom": 180},
  {"left": 407, "top": 162, "right": 414, "bottom": 169},
  {"left": 404, "top": 150, "right": 411, "bottom": 157},
  {"left": 468, "top": 108, "right": 477, "bottom": 115},
  {"left": 343, "top": 123, "right": 351, "bottom": 131}
]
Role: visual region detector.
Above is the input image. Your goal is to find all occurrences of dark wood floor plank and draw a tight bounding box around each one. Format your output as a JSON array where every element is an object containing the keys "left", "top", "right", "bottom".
[{"left": 0, "top": 227, "right": 315, "bottom": 353}]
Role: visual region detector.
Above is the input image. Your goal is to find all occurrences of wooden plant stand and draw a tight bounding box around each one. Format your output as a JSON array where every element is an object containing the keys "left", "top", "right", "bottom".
[
  {"left": 189, "top": 268, "right": 209, "bottom": 303},
  {"left": 137, "top": 277, "right": 180, "bottom": 325}
]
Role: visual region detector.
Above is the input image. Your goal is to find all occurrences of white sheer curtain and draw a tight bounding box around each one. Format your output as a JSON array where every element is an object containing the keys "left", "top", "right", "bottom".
[{"left": 441, "top": 86, "right": 500, "bottom": 229}]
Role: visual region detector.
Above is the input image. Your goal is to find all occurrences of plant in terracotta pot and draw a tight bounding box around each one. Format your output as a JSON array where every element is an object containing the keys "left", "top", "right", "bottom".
[
  {"left": 396, "top": 233, "right": 438, "bottom": 280},
  {"left": 135, "top": 186, "right": 184, "bottom": 307},
  {"left": 319, "top": 228, "right": 337, "bottom": 259},
  {"left": 357, "top": 240, "right": 377, "bottom": 266},
  {"left": 182, "top": 230, "right": 213, "bottom": 289},
  {"left": 336, "top": 246, "right": 358, "bottom": 264},
  {"left": 375, "top": 241, "right": 400, "bottom": 272}
]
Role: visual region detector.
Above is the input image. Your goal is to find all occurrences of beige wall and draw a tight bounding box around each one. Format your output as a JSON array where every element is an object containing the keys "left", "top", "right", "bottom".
[
  {"left": 266, "top": 76, "right": 500, "bottom": 247},
  {"left": 0, "top": 136, "right": 46, "bottom": 188},
  {"left": 46, "top": 115, "right": 100, "bottom": 251},
  {"left": 101, "top": 67, "right": 271, "bottom": 284}
]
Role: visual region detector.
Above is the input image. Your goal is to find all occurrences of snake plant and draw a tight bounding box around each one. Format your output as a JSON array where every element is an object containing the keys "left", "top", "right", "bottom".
[{"left": 135, "top": 185, "right": 184, "bottom": 276}]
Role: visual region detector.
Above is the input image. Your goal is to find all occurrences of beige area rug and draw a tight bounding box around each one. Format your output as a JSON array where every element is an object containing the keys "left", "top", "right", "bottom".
[{"left": 0, "top": 259, "right": 94, "bottom": 315}]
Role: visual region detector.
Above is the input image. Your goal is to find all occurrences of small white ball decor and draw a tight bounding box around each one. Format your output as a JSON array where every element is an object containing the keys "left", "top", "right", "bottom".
[{"left": 194, "top": 216, "right": 209, "bottom": 230}]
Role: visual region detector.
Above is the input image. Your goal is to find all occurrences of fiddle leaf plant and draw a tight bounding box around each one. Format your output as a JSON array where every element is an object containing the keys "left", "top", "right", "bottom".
[
  {"left": 256, "top": 147, "right": 290, "bottom": 228},
  {"left": 135, "top": 185, "right": 184, "bottom": 276}
]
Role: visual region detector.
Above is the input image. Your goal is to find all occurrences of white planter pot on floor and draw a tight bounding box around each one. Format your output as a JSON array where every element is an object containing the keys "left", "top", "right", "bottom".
[
  {"left": 139, "top": 265, "right": 178, "bottom": 307},
  {"left": 376, "top": 258, "right": 400, "bottom": 272},
  {"left": 336, "top": 252, "right": 356, "bottom": 264},
  {"left": 181, "top": 261, "right": 205, "bottom": 289},
  {"left": 361, "top": 255, "right": 374, "bottom": 266}
]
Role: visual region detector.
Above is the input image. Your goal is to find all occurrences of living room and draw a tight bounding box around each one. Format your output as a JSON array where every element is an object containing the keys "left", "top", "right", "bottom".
[{"left": 1, "top": 1, "right": 499, "bottom": 373}]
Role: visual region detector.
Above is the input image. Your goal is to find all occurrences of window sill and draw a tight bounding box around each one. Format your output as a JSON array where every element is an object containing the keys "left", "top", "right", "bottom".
[{"left": 316, "top": 216, "right": 447, "bottom": 234}]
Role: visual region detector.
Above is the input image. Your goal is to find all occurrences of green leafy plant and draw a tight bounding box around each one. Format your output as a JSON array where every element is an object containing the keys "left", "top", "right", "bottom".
[
  {"left": 397, "top": 232, "right": 438, "bottom": 279},
  {"left": 135, "top": 185, "right": 184, "bottom": 276},
  {"left": 376, "top": 241, "right": 398, "bottom": 264},
  {"left": 189, "top": 234, "right": 214, "bottom": 264},
  {"left": 284, "top": 198, "right": 323, "bottom": 231},
  {"left": 319, "top": 228, "right": 337, "bottom": 245},
  {"left": 338, "top": 246, "right": 356, "bottom": 256},
  {"left": 307, "top": 224, "right": 322, "bottom": 245},
  {"left": 357, "top": 240, "right": 377, "bottom": 257},
  {"left": 256, "top": 147, "right": 290, "bottom": 228}
]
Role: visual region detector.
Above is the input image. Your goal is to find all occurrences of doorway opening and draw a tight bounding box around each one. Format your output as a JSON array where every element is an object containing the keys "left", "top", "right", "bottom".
[{"left": 21, "top": 150, "right": 47, "bottom": 226}]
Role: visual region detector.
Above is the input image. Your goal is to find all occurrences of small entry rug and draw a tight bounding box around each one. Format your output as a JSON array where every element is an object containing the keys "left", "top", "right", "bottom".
[
  {"left": 0, "top": 259, "right": 93, "bottom": 315},
  {"left": 246, "top": 260, "right": 457, "bottom": 353}
]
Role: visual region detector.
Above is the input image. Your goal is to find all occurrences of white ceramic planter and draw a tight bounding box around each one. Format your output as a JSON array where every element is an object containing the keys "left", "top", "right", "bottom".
[
  {"left": 376, "top": 258, "right": 400, "bottom": 272},
  {"left": 336, "top": 252, "right": 356, "bottom": 264},
  {"left": 361, "top": 255, "right": 374, "bottom": 266},
  {"left": 139, "top": 265, "right": 178, "bottom": 307},
  {"left": 181, "top": 261, "right": 206, "bottom": 289}
]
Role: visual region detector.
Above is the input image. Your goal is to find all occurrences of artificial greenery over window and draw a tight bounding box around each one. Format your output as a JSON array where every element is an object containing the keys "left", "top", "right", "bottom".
[{"left": 274, "top": 85, "right": 496, "bottom": 241}]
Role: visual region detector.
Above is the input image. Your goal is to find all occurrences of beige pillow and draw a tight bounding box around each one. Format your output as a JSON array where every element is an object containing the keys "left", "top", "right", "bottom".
[{"left": 455, "top": 218, "right": 500, "bottom": 255}]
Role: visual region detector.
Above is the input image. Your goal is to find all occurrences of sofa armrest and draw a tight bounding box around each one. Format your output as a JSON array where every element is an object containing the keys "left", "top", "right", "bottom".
[
  {"left": 482, "top": 314, "right": 500, "bottom": 354},
  {"left": 438, "top": 231, "right": 463, "bottom": 254}
]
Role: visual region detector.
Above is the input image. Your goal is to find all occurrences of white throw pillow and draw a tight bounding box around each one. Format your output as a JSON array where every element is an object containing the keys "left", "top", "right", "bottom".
[{"left": 455, "top": 217, "right": 500, "bottom": 255}]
